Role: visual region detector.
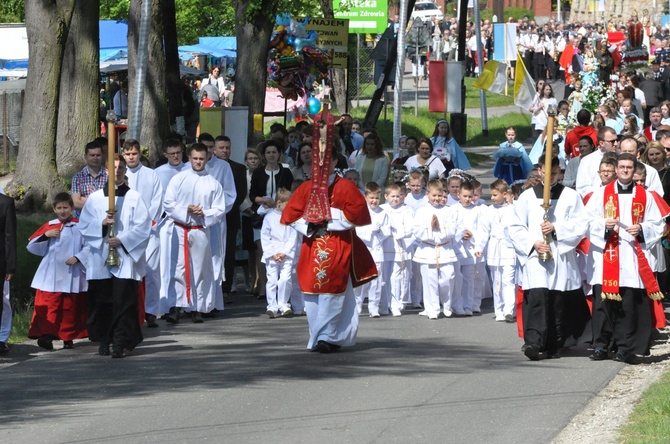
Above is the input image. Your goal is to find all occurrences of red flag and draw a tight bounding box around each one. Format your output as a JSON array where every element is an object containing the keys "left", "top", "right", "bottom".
[{"left": 428, "top": 61, "right": 445, "bottom": 113}]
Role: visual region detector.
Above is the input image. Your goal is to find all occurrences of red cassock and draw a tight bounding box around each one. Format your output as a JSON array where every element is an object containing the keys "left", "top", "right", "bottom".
[{"left": 281, "top": 176, "right": 378, "bottom": 295}]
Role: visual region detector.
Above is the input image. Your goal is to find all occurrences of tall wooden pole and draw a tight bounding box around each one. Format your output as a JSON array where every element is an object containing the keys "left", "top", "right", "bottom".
[{"left": 540, "top": 105, "right": 557, "bottom": 262}]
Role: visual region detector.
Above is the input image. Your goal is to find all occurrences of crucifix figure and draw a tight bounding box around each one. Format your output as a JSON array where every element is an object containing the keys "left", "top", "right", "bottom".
[{"left": 604, "top": 196, "right": 616, "bottom": 220}]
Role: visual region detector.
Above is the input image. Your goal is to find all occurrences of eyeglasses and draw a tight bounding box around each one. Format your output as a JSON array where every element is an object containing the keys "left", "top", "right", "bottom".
[
  {"left": 603, "top": 139, "right": 618, "bottom": 143},
  {"left": 166, "top": 152, "right": 182, "bottom": 157}
]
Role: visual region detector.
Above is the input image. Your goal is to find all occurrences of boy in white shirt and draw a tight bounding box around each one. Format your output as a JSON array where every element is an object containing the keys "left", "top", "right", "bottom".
[
  {"left": 381, "top": 183, "right": 415, "bottom": 316},
  {"left": 404, "top": 170, "right": 428, "bottom": 308},
  {"left": 354, "top": 182, "right": 391, "bottom": 317},
  {"left": 452, "top": 181, "right": 484, "bottom": 316},
  {"left": 412, "top": 179, "right": 463, "bottom": 319},
  {"left": 478, "top": 180, "right": 518, "bottom": 322},
  {"left": 261, "top": 188, "right": 299, "bottom": 318}
]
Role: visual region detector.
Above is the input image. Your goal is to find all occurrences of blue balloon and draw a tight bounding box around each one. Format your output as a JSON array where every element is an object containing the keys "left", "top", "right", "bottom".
[
  {"left": 275, "top": 13, "right": 291, "bottom": 26},
  {"left": 307, "top": 97, "right": 321, "bottom": 114},
  {"left": 307, "top": 31, "right": 318, "bottom": 40},
  {"left": 287, "top": 36, "right": 295, "bottom": 46}
]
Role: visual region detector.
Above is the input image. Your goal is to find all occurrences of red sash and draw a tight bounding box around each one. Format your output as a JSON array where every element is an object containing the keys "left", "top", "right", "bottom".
[{"left": 602, "top": 182, "right": 663, "bottom": 301}]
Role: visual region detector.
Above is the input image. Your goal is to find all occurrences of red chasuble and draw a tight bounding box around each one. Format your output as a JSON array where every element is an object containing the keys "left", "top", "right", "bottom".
[{"left": 281, "top": 176, "right": 378, "bottom": 295}]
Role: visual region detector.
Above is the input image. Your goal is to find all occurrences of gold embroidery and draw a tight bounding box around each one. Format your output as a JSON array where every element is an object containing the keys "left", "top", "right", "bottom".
[
  {"left": 313, "top": 234, "right": 333, "bottom": 289},
  {"left": 604, "top": 195, "right": 616, "bottom": 219}
]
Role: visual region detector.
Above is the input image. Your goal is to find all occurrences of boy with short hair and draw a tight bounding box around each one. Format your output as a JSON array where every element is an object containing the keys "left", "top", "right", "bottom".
[
  {"left": 355, "top": 182, "right": 391, "bottom": 317},
  {"left": 452, "top": 181, "right": 484, "bottom": 316},
  {"left": 381, "top": 183, "right": 415, "bottom": 316},
  {"left": 412, "top": 180, "right": 463, "bottom": 319},
  {"left": 28, "top": 193, "right": 89, "bottom": 350},
  {"left": 261, "top": 188, "right": 299, "bottom": 318},
  {"left": 404, "top": 170, "right": 428, "bottom": 210},
  {"left": 478, "top": 180, "right": 517, "bottom": 322}
]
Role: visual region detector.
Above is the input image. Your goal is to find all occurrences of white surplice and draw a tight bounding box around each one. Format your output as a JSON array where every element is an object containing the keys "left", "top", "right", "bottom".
[
  {"left": 508, "top": 185, "right": 586, "bottom": 291},
  {"left": 79, "top": 188, "right": 152, "bottom": 281}
]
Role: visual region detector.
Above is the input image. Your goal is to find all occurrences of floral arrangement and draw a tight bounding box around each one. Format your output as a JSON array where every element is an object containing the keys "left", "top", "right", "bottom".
[{"left": 580, "top": 79, "right": 618, "bottom": 114}]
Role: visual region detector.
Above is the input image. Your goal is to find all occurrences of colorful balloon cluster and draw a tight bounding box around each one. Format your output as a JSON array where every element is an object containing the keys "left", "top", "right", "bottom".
[{"left": 267, "top": 13, "right": 333, "bottom": 102}]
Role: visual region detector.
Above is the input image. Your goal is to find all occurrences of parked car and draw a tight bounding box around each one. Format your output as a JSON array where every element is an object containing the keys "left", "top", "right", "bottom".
[{"left": 410, "top": 1, "right": 442, "bottom": 22}]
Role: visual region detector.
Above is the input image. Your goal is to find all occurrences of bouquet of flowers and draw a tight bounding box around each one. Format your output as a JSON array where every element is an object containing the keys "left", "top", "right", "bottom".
[{"left": 581, "top": 80, "right": 617, "bottom": 114}]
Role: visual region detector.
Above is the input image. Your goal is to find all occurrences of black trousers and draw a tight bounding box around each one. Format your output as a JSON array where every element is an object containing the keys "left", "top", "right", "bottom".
[
  {"left": 88, "top": 278, "right": 143, "bottom": 351},
  {"left": 523, "top": 288, "right": 590, "bottom": 353},
  {"left": 591, "top": 285, "right": 652, "bottom": 357}
]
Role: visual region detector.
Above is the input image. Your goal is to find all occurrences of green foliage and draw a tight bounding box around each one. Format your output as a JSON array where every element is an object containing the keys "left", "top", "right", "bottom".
[
  {"left": 0, "top": 0, "right": 25, "bottom": 23},
  {"left": 100, "top": 0, "right": 129, "bottom": 21},
  {"left": 619, "top": 370, "right": 670, "bottom": 443},
  {"left": 8, "top": 308, "right": 31, "bottom": 345}
]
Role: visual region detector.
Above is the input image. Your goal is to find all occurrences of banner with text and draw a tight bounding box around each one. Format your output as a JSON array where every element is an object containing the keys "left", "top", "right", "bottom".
[
  {"left": 333, "top": 0, "right": 388, "bottom": 34},
  {"left": 304, "top": 17, "right": 349, "bottom": 69}
]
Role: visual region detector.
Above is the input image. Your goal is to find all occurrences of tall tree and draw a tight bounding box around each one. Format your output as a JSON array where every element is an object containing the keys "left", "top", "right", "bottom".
[
  {"left": 128, "top": 0, "right": 169, "bottom": 164},
  {"left": 10, "top": 1, "right": 99, "bottom": 210}
]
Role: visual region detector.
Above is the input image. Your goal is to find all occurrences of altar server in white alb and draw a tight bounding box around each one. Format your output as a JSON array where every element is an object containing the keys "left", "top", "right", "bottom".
[
  {"left": 584, "top": 153, "right": 666, "bottom": 363},
  {"left": 508, "top": 155, "right": 590, "bottom": 361},
  {"left": 161, "top": 143, "right": 227, "bottom": 323},
  {"left": 354, "top": 182, "right": 391, "bottom": 317},
  {"left": 412, "top": 179, "right": 463, "bottom": 320},
  {"left": 122, "top": 139, "right": 164, "bottom": 328},
  {"left": 260, "top": 188, "right": 298, "bottom": 318},
  {"left": 380, "top": 182, "right": 415, "bottom": 316},
  {"left": 478, "top": 180, "right": 518, "bottom": 322},
  {"left": 79, "top": 155, "right": 152, "bottom": 358}
]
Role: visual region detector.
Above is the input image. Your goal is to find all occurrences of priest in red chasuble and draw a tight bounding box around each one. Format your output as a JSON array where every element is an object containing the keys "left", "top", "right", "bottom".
[{"left": 281, "top": 106, "right": 377, "bottom": 353}]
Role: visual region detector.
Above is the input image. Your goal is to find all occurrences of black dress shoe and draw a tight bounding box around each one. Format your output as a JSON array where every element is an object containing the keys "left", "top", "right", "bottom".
[
  {"left": 524, "top": 345, "right": 541, "bottom": 361},
  {"left": 111, "top": 345, "right": 125, "bottom": 359},
  {"left": 62, "top": 341, "right": 74, "bottom": 350},
  {"left": 313, "top": 340, "right": 331, "bottom": 354},
  {"left": 145, "top": 314, "right": 158, "bottom": 328},
  {"left": 191, "top": 312, "right": 204, "bottom": 323},
  {"left": 37, "top": 336, "right": 54, "bottom": 351},
  {"left": 326, "top": 342, "right": 341, "bottom": 351},
  {"left": 98, "top": 342, "right": 110, "bottom": 356},
  {"left": 612, "top": 352, "right": 634, "bottom": 364},
  {"left": 0, "top": 341, "right": 8, "bottom": 354},
  {"left": 589, "top": 348, "right": 608, "bottom": 361}
]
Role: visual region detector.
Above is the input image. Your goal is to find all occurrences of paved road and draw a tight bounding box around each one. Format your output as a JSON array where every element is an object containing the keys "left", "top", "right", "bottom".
[{"left": 1, "top": 288, "right": 626, "bottom": 444}]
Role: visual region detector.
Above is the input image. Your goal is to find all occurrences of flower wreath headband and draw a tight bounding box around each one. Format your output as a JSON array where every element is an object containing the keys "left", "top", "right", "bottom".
[
  {"left": 337, "top": 167, "right": 358, "bottom": 177},
  {"left": 447, "top": 168, "right": 475, "bottom": 183}
]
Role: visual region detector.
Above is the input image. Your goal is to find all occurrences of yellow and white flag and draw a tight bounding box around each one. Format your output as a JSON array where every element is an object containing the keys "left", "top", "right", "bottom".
[
  {"left": 472, "top": 60, "right": 507, "bottom": 94},
  {"left": 514, "top": 52, "right": 536, "bottom": 109}
]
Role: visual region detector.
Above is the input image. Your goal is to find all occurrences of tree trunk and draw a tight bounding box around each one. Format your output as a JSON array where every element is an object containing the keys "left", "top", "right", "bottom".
[
  {"left": 128, "top": 0, "right": 169, "bottom": 165},
  {"left": 319, "top": 0, "right": 348, "bottom": 113},
  {"left": 233, "top": 2, "right": 274, "bottom": 145},
  {"left": 56, "top": 0, "right": 100, "bottom": 178},
  {"left": 11, "top": 1, "right": 77, "bottom": 210},
  {"left": 162, "top": 0, "right": 183, "bottom": 131}
]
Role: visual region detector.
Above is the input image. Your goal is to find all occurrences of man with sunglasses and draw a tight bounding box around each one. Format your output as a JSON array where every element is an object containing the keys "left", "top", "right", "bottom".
[{"left": 576, "top": 127, "right": 621, "bottom": 198}]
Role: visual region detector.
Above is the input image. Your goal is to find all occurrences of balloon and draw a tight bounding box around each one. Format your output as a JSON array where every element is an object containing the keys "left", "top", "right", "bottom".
[
  {"left": 276, "top": 13, "right": 291, "bottom": 27},
  {"left": 290, "top": 18, "right": 307, "bottom": 38},
  {"left": 307, "top": 97, "right": 321, "bottom": 115},
  {"left": 295, "top": 37, "right": 316, "bottom": 51},
  {"left": 287, "top": 36, "right": 295, "bottom": 46},
  {"left": 277, "top": 26, "right": 285, "bottom": 31},
  {"left": 307, "top": 31, "right": 318, "bottom": 40}
]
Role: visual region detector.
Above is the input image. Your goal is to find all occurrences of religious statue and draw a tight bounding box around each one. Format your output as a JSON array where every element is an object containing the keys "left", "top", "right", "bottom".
[{"left": 628, "top": 11, "right": 644, "bottom": 49}]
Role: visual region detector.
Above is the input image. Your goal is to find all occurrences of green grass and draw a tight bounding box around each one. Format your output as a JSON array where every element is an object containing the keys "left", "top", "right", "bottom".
[
  {"left": 464, "top": 77, "right": 516, "bottom": 108},
  {"left": 349, "top": 107, "right": 531, "bottom": 150},
  {"left": 8, "top": 309, "right": 31, "bottom": 344},
  {"left": 618, "top": 370, "right": 670, "bottom": 443}
]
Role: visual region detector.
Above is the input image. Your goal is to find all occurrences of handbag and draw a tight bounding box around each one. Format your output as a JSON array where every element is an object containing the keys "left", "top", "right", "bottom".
[{"left": 243, "top": 205, "right": 265, "bottom": 229}]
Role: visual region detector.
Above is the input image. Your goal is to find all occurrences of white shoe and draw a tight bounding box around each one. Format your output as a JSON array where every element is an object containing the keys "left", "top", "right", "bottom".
[
  {"left": 266, "top": 310, "right": 277, "bottom": 319},
  {"left": 391, "top": 308, "right": 402, "bottom": 317},
  {"left": 418, "top": 310, "right": 428, "bottom": 317},
  {"left": 281, "top": 308, "right": 293, "bottom": 317},
  {"left": 370, "top": 313, "right": 381, "bottom": 318},
  {"left": 443, "top": 308, "right": 453, "bottom": 318},
  {"left": 428, "top": 313, "right": 439, "bottom": 320},
  {"left": 463, "top": 308, "right": 473, "bottom": 316},
  {"left": 452, "top": 309, "right": 465, "bottom": 316},
  {"left": 495, "top": 316, "right": 506, "bottom": 322}
]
